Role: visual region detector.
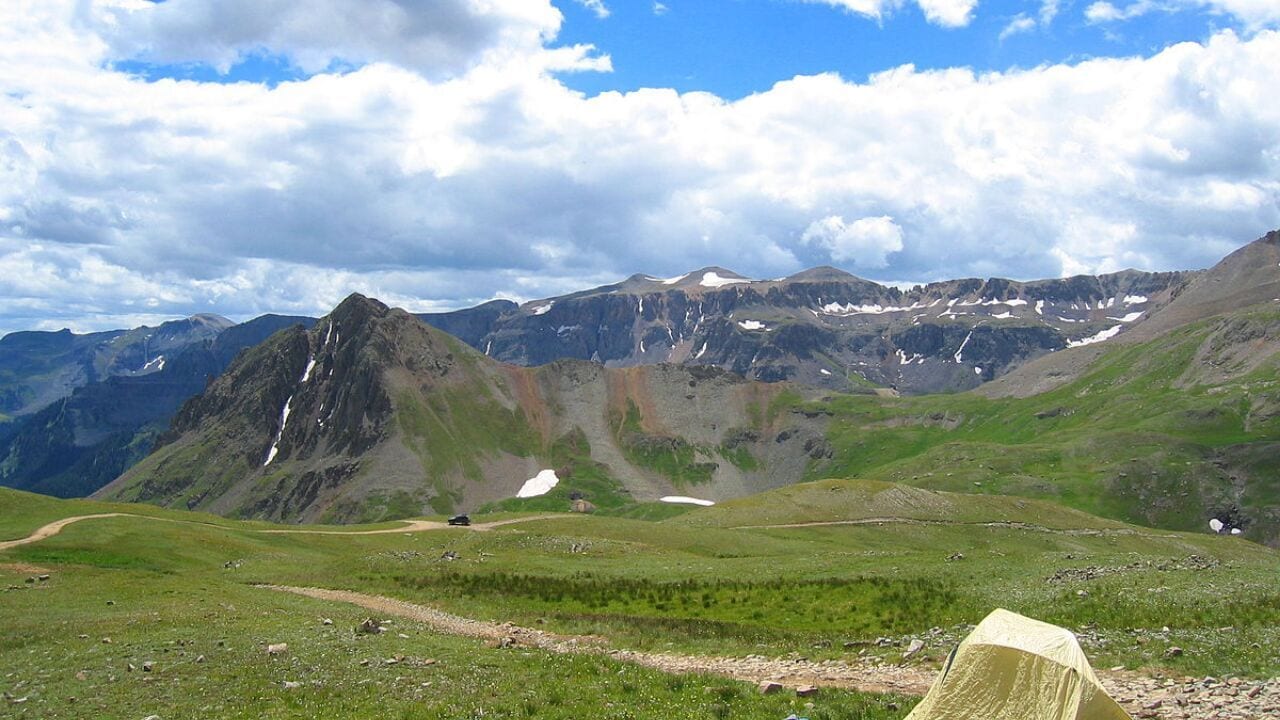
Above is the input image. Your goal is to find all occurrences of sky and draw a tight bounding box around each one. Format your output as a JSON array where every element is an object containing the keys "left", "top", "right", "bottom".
[{"left": 1, "top": 0, "right": 1278, "bottom": 335}]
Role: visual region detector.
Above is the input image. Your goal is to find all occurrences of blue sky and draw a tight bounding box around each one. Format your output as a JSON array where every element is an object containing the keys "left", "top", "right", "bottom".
[
  {"left": 552, "top": 0, "right": 1232, "bottom": 98},
  {"left": 0, "top": 0, "right": 1277, "bottom": 334}
]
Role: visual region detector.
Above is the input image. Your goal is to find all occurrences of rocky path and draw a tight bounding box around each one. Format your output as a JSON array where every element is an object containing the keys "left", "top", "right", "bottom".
[{"left": 259, "top": 585, "right": 1280, "bottom": 719}]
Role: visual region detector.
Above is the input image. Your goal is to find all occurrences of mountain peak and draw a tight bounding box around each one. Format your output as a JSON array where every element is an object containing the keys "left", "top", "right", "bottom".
[
  {"left": 329, "top": 293, "right": 391, "bottom": 324},
  {"left": 783, "top": 266, "right": 861, "bottom": 283}
]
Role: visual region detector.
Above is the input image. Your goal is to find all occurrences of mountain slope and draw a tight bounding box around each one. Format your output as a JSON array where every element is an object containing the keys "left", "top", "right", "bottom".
[
  {"left": 0, "top": 314, "right": 233, "bottom": 418},
  {"left": 99, "top": 295, "right": 822, "bottom": 523},
  {"left": 420, "top": 265, "right": 1188, "bottom": 395},
  {"left": 0, "top": 314, "right": 315, "bottom": 497},
  {"left": 978, "top": 230, "right": 1280, "bottom": 399}
]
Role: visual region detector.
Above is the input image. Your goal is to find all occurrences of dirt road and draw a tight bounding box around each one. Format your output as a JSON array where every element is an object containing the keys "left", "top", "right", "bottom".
[
  {"left": 260, "top": 584, "right": 935, "bottom": 697},
  {"left": 0, "top": 513, "right": 128, "bottom": 550},
  {"left": 0, "top": 512, "right": 570, "bottom": 550}
]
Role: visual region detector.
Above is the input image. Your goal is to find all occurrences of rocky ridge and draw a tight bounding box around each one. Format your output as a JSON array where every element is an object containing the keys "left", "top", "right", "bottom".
[{"left": 420, "top": 264, "right": 1189, "bottom": 395}]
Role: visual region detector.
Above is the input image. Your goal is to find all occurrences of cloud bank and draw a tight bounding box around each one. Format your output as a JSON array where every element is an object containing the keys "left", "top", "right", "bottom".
[{"left": 0, "top": 1, "right": 1278, "bottom": 334}]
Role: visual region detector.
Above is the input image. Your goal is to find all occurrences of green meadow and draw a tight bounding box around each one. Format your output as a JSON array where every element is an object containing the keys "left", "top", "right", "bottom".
[{"left": 3, "top": 477, "right": 1278, "bottom": 719}]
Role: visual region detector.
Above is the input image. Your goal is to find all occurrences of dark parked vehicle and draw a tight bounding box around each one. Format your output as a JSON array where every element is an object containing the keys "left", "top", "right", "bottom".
[{"left": 447, "top": 514, "right": 470, "bottom": 526}]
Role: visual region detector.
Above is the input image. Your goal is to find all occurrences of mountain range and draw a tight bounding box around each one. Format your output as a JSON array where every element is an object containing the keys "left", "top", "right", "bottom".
[{"left": 2, "top": 229, "right": 1278, "bottom": 543}]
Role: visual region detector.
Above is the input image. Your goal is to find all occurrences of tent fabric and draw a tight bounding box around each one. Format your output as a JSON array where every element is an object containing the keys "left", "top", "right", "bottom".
[{"left": 905, "top": 608, "right": 1132, "bottom": 720}]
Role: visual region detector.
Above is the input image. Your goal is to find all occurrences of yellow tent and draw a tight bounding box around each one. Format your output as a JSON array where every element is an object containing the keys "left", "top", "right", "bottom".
[{"left": 906, "top": 609, "right": 1132, "bottom": 720}]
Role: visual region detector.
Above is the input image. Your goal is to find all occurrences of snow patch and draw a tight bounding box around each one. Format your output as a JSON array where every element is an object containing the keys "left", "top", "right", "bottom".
[
  {"left": 695, "top": 342, "right": 708, "bottom": 359},
  {"left": 141, "top": 355, "right": 165, "bottom": 372},
  {"left": 974, "top": 367, "right": 982, "bottom": 375},
  {"left": 1106, "top": 312, "right": 1145, "bottom": 323},
  {"left": 1123, "top": 295, "right": 1149, "bottom": 304},
  {"left": 1035, "top": 300, "right": 1045, "bottom": 315},
  {"left": 264, "top": 395, "right": 294, "bottom": 466},
  {"left": 819, "top": 368, "right": 832, "bottom": 376},
  {"left": 516, "top": 469, "right": 560, "bottom": 498},
  {"left": 660, "top": 496, "right": 715, "bottom": 507},
  {"left": 300, "top": 355, "right": 316, "bottom": 383},
  {"left": 991, "top": 312, "right": 1013, "bottom": 319},
  {"left": 660, "top": 273, "right": 689, "bottom": 285},
  {"left": 954, "top": 329, "right": 975, "bottom": 363},
  {"left": 557, "top": 325, "right": 580, "bottom": 336},
  {"left": 1066, "top": 324, "right": 1123, "bottom": 348},
  {"left": 738, "top": 320, "right": 766, "bottom": 331},
  {"left": 819, "top": 301, "right": 927, "bottom": 316},
  {"left": 531, "top": 302, "right": 553, "bottom": 316},
  {"left": 701, "top": 272, "right": 748, "bottom": 288}
]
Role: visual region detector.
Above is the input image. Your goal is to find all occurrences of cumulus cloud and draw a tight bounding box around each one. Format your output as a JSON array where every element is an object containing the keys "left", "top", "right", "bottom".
[
  {"left": 1086, "top": 0, "right": 1280, "bottom": 27},
  {"left": 1, "top": 2, "right": 1279, "bottom": 334},
  {"left": 802, "top": 216, "right": 905, "bottom": 268},
  {"left": 806, "top": 0, "right": 977, "bottom": 28}
]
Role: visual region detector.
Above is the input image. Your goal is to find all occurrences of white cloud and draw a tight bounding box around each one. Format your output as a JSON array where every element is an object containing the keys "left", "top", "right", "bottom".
[
  {"left": 999, "top": 14, "right": 1038, "bottom": 40},
  {"left": 575, "top": 0, "right": 611, "bottom": 19},
  {"left": 916, "top": 0, "right": 979, "bottom": 27},
  {"left": 806, "top": 0, "right": 977, "bottom": 28},
  {"left": 653, "top": 2, "right": 669, "bottom": 15},
  {"left": 1, "top": 3, "right": 1279, "bottom": 334},
  {"left": 1040, "top": 0, "right": 1061, "bottom": 23},
  {"left": 1086, "top": 0, "right": 1280, "bottom": 27},
  {"left": 802, "top": 216, "right": 905, "bottom": 268}
]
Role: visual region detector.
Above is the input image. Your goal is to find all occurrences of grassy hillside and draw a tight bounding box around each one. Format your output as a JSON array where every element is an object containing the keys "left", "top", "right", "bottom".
[
  {"left": 800, "top": 307, "right": 1280, "bottom": 544},
  {"left": 3, "top": 483, "right": 1278, "bottom": 718}
]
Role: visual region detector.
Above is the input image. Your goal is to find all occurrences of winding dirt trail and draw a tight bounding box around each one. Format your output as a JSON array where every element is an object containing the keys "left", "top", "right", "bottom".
[
  {"left": 0, "top": 513, "right": 128, "bottom": 550},
  {"left": 260, "top": 584, "right": 934, "bottom": 696},
  {"left": 260, "top": 514, "right": 571, "bottom": 535},
  {"left": 0, "top": 512, "right": 570, "bottom": 551}
]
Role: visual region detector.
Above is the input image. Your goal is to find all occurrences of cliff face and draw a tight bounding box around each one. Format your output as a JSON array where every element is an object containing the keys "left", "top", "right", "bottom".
[
  {"left": 420, "top": 266, "right": 1191, "bottom": 395},
  {"left": 100, "top": 294, "right": 823, "bottom": 523}
]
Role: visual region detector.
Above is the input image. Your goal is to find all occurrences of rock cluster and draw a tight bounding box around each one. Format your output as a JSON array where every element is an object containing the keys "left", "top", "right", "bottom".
[{"left": 1104, "top": 675, "right": 1279, "bottom": 720}]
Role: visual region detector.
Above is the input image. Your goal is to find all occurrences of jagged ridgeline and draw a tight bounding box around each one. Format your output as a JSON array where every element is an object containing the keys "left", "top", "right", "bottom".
[
  {"left": 418, "top": 265, "right": 1189, "bottom": 395},
  {"left": 98, "top": 295, "right": 826, "bottom": 523}
]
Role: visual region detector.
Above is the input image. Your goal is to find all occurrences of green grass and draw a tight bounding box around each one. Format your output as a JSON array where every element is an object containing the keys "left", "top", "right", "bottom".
[
  {"left": 802, "top": 310, "right": 1280, "bottom": 543},
  {"left": 3, "top": 475, "right": 1279, "bottom": 718},
  {"left": 612, "top": 400, "right": 717, "bottom": 486}
]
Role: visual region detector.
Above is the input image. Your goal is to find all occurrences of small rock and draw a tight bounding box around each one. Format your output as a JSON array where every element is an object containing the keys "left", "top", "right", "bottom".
[
  {"left": 37, "top": 575, "right": 49, "bottom": 582},
  {"left": 795, "top": 685, "right": 819, "bottom": 697},
  {"left": 195, "top": 655, "right": 205, "bottom": 664},
  {"left": 106, "top": 600, "right": 114, "bottom": 605},
  {"left": 126, "top": 663, "right": 136, "bottom": 672},
  {"left": 142, "top": 715, "right": 161, "bottom": 720},
  {"left": 357, "top": 618, "right": 384, "bottom": 635},
  {"left": 1164, "top": 646, "right": 1184, "bottom": 658},
  {"left": 1076, "top": 590, "right": 1089, "bottom": 598},
  {"left": 282, "top": 681, "right": 302, "bottom": 690},
  {"left": 757, "top": 680, "right": 783, "bottom": 695},
  {"left": 142, "top": 661, "right": 153, "bottom": 672},
  {"left": 266, "top": 643, "right": 288, "bottom": 656},
  {"left": 904, "top": 639, "right": 925, "bottom": 658},
  {"left": 397, "top": 633, "right": 409, "bottom": 639},
  {"left": 75, "top": 670, "right": 88, "bottom": 681},
  {"left": 321, "top": 618, "right": 333, "bottom": 626},
  {"left": 78, "top": 634, "right": 88, "bottom": 639},
  {"left": 102, "top": 637, "right": 112, "bottom": 644}
]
